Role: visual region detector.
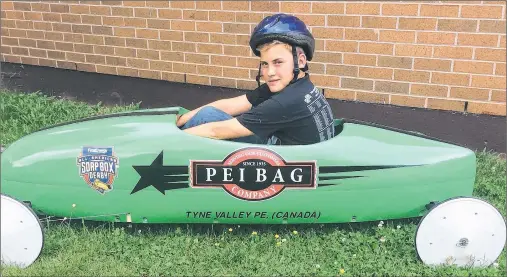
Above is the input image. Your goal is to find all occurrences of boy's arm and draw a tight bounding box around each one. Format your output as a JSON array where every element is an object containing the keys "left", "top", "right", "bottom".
[
  {"left": 183, "top": 118, "right": 253, "bottom": 139},
  {"left": 176, "top": 95, "right": 252, "bottom": 127},
  {"left": 186, "top": 98, "right": 286, "bottom": 140}
]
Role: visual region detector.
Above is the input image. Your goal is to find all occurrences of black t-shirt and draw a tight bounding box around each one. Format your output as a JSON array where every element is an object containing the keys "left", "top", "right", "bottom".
[{"left": 236, "top": 74, "right": 335, "bottom": 145}]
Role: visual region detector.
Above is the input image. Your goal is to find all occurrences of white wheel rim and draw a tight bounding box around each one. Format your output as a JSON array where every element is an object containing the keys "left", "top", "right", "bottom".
[
  {"left": 416, "top": 197, "right": 506, "bottom": 267},
  {"left": 1, "top": 194, "right": 44, "bottom": 268}
]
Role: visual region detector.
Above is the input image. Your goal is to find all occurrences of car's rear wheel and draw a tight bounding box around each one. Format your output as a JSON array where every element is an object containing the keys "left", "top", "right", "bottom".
[{"left": 415, "top": 196, "right": 506, "bottom": 267}]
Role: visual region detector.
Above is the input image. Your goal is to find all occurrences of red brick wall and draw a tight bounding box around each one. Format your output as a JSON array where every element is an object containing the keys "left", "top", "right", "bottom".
[{"left": 1, "top": 1, "right": 505, "bottom": 115}]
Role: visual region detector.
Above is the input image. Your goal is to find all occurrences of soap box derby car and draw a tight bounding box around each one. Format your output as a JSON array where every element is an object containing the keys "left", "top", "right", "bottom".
[{"left": 1, "top": 106, "right": 505, "bottom": 269}]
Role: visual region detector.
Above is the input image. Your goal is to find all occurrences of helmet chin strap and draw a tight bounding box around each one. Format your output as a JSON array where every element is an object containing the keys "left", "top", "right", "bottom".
[
  {"left": 290, "top": 46, "right": 300, "bottom": 85},
  {"left": 255, "top": 63, "right": 261, "bottom": 88}
]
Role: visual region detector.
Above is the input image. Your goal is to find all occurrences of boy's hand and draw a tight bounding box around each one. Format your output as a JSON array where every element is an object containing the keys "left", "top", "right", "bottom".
[
  {"left": 176, "top": 114, "right": 185, "bottom": 127},
  {"left": 176, "top": 114, "right": 181, "bottom": 125}
]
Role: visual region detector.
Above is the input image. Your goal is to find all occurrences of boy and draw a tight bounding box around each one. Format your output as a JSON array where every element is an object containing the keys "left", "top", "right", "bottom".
[{"left": 177, "top": 13, "right": 335, "bottom": 145}]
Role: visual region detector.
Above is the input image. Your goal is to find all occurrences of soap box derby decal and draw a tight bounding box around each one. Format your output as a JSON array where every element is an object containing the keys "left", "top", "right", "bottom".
[
  {"left": 77, "top": 146, "right": 119, "bottom": 194},
  {"left": 189, "top": 147, "right": 317, "bottom": 201}
]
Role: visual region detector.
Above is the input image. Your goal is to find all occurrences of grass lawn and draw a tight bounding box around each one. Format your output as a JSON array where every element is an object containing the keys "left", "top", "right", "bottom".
[{"left": 1, "top": 91, "right": 505, "bottom": 276}]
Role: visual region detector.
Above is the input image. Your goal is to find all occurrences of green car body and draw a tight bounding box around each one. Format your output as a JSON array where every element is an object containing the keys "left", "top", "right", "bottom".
[{"left": 0, "top": 107, "right": 476, "bottom": 224}]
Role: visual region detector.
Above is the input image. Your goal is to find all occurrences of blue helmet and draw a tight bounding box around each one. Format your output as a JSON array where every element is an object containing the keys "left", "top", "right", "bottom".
[{"left": 250, "top": 13, "right": 315, "bottom": 61}]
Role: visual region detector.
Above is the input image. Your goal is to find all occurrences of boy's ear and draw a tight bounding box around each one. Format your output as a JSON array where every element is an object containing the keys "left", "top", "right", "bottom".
[{"left": 298, "top": 52, "right": 307, "bottom": 69}]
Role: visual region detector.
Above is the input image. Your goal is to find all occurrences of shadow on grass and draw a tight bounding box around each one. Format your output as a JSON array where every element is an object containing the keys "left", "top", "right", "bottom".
[{"left": 38, "top": 213, "right": 423, "bottom": 238}]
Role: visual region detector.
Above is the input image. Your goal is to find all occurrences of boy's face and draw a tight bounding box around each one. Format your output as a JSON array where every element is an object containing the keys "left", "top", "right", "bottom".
[{"left": 259, "top": 44, "right": 306, "bottom": 93}]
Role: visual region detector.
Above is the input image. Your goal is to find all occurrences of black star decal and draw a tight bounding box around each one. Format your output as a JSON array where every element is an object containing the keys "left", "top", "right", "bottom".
[{"left": 130, "top": 151, "right": 189, "bottom": 195}]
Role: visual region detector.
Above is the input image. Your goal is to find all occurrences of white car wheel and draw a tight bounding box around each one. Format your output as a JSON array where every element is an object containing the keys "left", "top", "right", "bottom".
[
  {"left": 415, "top": 197, "right": 506, "bottom": 267},
  {"left": 1, "top": 194, "right": 44, "bottom": 268}
]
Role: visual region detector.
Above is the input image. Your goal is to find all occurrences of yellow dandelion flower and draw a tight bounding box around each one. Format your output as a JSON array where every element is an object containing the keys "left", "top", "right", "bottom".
[
  {"left": 228, "top": 228, "right": 233, "bottom": 232},
  {"left": 292, "top": 230, "right": 298, "bottom": 235},
  {"left": 275, "top": 234, "right": 280, "bottom": 239},
  {"left": 339, "top": 268, "right": 345, "bottom": 275},
  {"left": 252, "top": 231, "right": 258, "bottom": 235}
]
